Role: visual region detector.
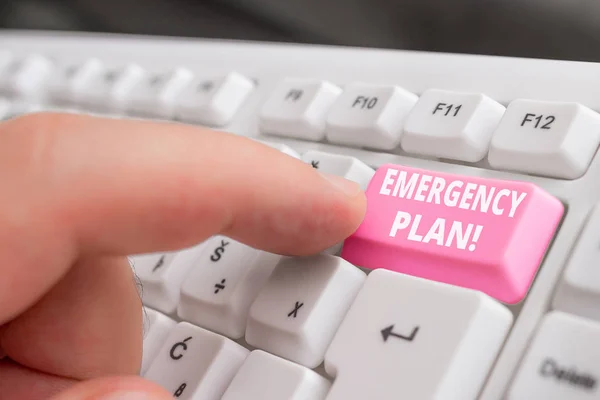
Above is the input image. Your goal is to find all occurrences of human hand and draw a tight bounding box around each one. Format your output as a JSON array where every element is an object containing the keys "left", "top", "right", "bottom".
[{"left": 0, "top": 113, "right": 366, "bottom": 399}]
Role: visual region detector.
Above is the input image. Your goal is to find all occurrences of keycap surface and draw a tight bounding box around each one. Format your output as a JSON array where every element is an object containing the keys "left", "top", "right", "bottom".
[
  {"left": 0, "top": 54, "right": 53, "bottom": 97},
  {"left": 130, "top": 244, "right": 205, "bottom": 314},
  {"left": 324, "top": 269, "right": 512, "bottom": 400},
  {"left": 301, "top": 150, "right": 375, "bottom": 191},
  {"left": 178, "top": 236, "right": 281, "bottom": 339},
  {"left": 341, "top": 163, "right": 564, "bottom": 303},
  {"left": 144, "top": 322, "right": 248, "bottom": 400},
  {"left": 128, "top": 67, "right": 194, "bottom": 118},
  {"left": 245, "top": 255, "right": 365, "bottom": 368},
  {"left": 507, "top": 311, "right": 600, "bottom": 399},
  {"left": 176, "top": 71, "right": 254, "bottom": 126},
  {"left": 82, "top": 63, "right": 146, "bottom": 111},
  {"left": 488, "top": 99, "right": 600, "bottom": 179},
  {"left": 141, "top": 308, "right": 176, "bottom": 374},
  {"left": 259, "top": 78, "right": 341, "bottom": 140},
  {"left": 553, "top": 203, "right": 600, "bottom": 322},
  {"left": 48, "top": 58, "right": 105, "bottom": 104},
  {"left": 222, "top": 350, "right": 331, "bottom": 400},
  {"left": 325, "top": 83, "right": 417, "bottom": 150},
  {"left": 401, "top": 89, "right": 505, "bottom": 162}
]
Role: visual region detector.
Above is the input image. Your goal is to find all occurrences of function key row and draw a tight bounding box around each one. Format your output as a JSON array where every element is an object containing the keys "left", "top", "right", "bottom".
[
  {"left": 2, "top": 52, "right": 599, "bottom": 180},
  {"left": 0, "top": 53, "right": 254, "bottom": 127},
  {"left": 260, "top": 78, "right": 600, "bottom": 180}
]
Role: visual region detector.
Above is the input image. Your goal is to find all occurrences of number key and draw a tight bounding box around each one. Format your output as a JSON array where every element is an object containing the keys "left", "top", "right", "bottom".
[{"left": 488, "top": 99, "right": 600, "bottom": 179}]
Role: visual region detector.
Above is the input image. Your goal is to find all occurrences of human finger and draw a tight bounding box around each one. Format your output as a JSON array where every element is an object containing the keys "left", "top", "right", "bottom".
[{"left": 0, "top": 112, "right": 366, "bottom": 325}]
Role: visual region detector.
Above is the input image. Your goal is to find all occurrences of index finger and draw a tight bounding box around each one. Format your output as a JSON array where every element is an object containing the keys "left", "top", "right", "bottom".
[{"left": 0, "top": 112, "right": 366, "bottom": 323}]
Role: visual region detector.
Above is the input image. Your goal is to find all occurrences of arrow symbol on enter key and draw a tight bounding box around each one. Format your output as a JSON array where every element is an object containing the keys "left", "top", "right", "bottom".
[{"left": 381, "top": 324, "right": 419, "bottom": 342}]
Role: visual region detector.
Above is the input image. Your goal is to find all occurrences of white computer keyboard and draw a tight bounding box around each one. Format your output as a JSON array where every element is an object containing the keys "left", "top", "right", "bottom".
[{"left": 2, "top": 29, "right": 600, "bottom": 400}]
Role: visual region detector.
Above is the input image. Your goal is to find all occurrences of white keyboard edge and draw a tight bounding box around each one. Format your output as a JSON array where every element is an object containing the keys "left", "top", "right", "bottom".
[{"left": 2, "top": 29, "right": 600, "bottom": 400}]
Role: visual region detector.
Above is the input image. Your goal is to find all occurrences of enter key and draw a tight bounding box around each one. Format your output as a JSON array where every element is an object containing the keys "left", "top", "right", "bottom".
[{"left": 341, "top": 164, "right": 564, "bottom": 304}]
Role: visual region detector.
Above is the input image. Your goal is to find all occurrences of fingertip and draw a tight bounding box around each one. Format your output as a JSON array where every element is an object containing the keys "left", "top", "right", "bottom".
[
  {"left": 223, "top": 173, "right": 367, "bottom": 257},
  {"left": 319, "top": 172, "right": 364, "bottom": 198}
]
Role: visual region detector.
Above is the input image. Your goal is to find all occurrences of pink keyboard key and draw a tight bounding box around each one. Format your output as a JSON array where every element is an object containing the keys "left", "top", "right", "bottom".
[{"left": 341, "top": 164, "right": 564, "bottom": 303}]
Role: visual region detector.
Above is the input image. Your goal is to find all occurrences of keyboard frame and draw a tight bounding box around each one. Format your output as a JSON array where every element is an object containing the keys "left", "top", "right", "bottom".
[{"left": 2, "top": 29, "right": 599, "bottom": 399}]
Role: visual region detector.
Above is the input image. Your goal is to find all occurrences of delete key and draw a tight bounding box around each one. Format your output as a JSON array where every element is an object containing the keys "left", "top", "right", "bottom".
[{"left": 341, "top": 164, "right": 564, "bottom": 303}]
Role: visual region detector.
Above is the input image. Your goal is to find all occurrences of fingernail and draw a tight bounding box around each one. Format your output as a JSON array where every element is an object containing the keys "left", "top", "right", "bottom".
[
  {"left": 321, "top": 172, "right": 361, "bottom": 197},
  {"left": 100, "top": 392, "right": 159, "bottom": 400}
]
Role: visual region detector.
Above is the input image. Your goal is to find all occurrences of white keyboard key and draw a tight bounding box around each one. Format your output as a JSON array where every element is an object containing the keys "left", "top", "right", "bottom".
[
  {"left": 141, "top": 308, "right": 176, "bottom": 375},
  {"left": 401, "top": 89, "right": 506, "bottom": 162},
  {"left": 83, "top": 63, "right": 146, "bottom": 111},
  {"left": 254, "top": 139, "right": 301, "bottom": 158},
  {"left": 245, "top": 254, "right": 365, "bottom": 368},
  {"left": 0, "top": 54, "right": 53, "bottom": 97},
  {"left": 325, "top": 83, "right": 417, "bottom": 150},
  {"left": 508, "top": 311, "right": 600, "bottom": 399},
  {"left": 176, "top": 72, "right": 254, "bottom": 126},
  {"left": 300, "top": 150, "right": 370, "bottom": 254},
  {"left": 130, "top": 244, "right": 205, "bottom": 314},
  {"left": 324, "top": 269, "right": 512, "bottom": 400},
  {"left": 144, "top": 322, "right": 248, "bottom": 400},
  {"left": 222, "top": 350, "right": 331, "bottom": 400},
  {"left": 178, "top": 236, "right": 281, "bottom": 339},
  {"left": 0, "top": 51, "right": 13, "bottom": 73},
  {"left": 259, "top": 78, "right": 342, "bottom": 141},
  {"left": 553, "top": 203, "right": 600, "bottom": 322},
  {"left": 48, "top": 58, "right": 105, "bottom": 104},
  {"left": 128, "top": 68, "right": 194, "bottom": 118},
  {"left": 488, "top": 99, "right": 600, "bottom": 179},
  {"left": 0, "top": 98, "right": 11, "bottom": 120},
  {"left": 301, "top": 150, "right": 375, "bottom": 190},
  {"left": 2, "top": 102, "right": 44, "bottom": 120}
]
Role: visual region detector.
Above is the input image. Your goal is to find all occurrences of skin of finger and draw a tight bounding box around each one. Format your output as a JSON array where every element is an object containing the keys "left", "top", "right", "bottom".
[
  {"left": 48, "top": 376, "right": 172, "bottom": 400},
  {"left": 0, "top": 359, "right": 74, "bottom": 400},
  {"left": 0, "top": 112, "right": 366, "bottom": 325},
  {"left": 0, "top": 255, "right": 143, "bottom": 381}
]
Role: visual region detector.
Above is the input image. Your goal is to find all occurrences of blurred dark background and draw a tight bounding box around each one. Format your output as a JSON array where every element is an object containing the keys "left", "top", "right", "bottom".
[{"left": 2, "top": 0, "right": 600, "bottom": 62}]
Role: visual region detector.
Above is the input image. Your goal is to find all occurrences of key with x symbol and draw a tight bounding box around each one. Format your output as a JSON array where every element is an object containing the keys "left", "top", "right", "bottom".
[
  {"left": 287, "top": 301, "right": 304, "bottom": 318},
  {"left": 246, "top": 254, "right": 366, "bottom": 369}
]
